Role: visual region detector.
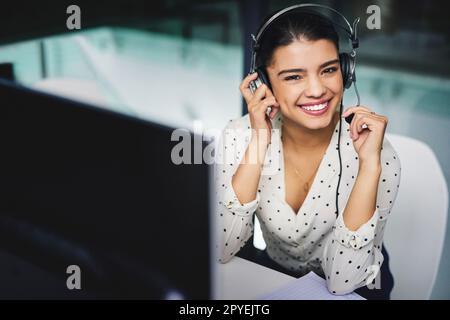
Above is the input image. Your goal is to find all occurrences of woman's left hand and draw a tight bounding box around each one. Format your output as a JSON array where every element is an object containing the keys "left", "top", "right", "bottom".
[{"left": 341, "top": 106, "right": 388, "bottom": 164}]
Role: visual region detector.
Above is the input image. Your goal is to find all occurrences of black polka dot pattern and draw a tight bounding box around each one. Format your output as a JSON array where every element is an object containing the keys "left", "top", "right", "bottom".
[{"left": 214, "top": 112, "right": 401, "bottom": 293}]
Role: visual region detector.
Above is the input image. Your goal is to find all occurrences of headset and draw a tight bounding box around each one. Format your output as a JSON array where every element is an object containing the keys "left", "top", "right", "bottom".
[{"left": 248, "top": 4, "right": 361, "bottom": 218}]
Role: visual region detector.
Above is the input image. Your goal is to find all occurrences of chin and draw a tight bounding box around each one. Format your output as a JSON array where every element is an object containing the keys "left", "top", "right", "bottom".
[{"left": 302, "top": 118, "right": 333, "bottom": 130}]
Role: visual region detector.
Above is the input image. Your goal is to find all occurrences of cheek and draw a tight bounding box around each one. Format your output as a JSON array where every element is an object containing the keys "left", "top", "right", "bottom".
[
  {"left": 333, "top": 72, "right": 344, "bottom": 91},
  {"left": 280, "top": 87, "right": 301, "bottom": 105},
  {"left": 273, "top": 83, "right": 296, "bottom": 103},
  {"left": 324, "top": 75, "right": 343, "bottom": 94}
]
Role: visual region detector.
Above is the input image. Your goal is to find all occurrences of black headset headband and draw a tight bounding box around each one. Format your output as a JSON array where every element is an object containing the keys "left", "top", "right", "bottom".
[{"left": 250, "top": 3, "right": 360, "bottom": 72}]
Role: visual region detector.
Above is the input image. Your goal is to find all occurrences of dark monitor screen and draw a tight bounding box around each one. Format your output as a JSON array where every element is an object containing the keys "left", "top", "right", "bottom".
[{"left": 0, "top": 79, "right": 212, "bottom": 299}]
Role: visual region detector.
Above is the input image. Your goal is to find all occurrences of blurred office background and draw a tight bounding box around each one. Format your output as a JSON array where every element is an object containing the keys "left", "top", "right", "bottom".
[{"left": 0, "top": 0, "right": 448, "bottom": 298}]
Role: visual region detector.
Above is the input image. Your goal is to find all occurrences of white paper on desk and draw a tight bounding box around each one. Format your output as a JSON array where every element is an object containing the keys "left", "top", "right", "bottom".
[{"left": 259, "top": 271, "right": 365, "bottom": 300}]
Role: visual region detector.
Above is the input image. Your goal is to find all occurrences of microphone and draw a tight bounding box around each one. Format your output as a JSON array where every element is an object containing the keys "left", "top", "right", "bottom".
[
  {"left": 344, "top": 113, "right": 354, "bottom": 124},
  {"left": 343, "top": 79, "right": 360, "bottom": 125}
]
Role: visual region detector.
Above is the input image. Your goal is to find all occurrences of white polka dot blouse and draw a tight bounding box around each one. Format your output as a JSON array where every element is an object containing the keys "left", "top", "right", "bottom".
[{"left": 214, "top": 111, "right": 401, "bottom": 295}]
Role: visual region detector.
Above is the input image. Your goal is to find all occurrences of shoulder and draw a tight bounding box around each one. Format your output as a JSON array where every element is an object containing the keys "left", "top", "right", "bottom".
[
  {"left": 380, "top": 135, "right": 401, "bottom": 176},
  {"left": 215, "top": 114, "right": 252, "bottom": 154},
  {"left": 217, "top": 114, "right": 252, "bottom": 144},
  {"left": 375, "top": 135, "right": 402, "bottom": 211},
  {"left": 222, "top": 114, "right": 251, "bottom": 132}
]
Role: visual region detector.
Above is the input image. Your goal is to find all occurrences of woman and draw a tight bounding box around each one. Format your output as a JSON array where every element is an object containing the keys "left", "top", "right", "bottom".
[{"left": 214, "top": 11, "right": 401, "bottom": 299}]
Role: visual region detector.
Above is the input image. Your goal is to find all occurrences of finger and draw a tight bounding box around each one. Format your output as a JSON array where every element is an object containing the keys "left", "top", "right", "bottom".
[
  {"left": 240, "top": 72, "right": 258, "bottom": 90},
  {"left": 269, "top": 105, "right": 280, "bottom": 119},
  {"left": 342, "top": 105, "right": 373, "bottom": 118},
  {"left": 350, "top": 111, "right": 375, "bottom": 140},
  {"left": 256, "top": 85, "right": 280, "bottom": 119},
  {"left": 342, "top": 105, "right": 372, "bottom": 116},
  {"left": 344, "top": 107, "right": 376, "bottom": 139},
  {"left": 254, "top": 83, "right": 269, "bottom": 99},
  {"left": 249, "top": 84, "right": 270, "bottom": 109},
  {"left": 346, "top": 108, "right": 385, "bottom": 124},
  {"left": 350, "top": 112, "right": 373, "bottom": 140},
  {"left": 353, "top": 115, "right": 369, "bottom": 140},
  {"left": 353, "top": 114, "right": 385, "bottom": 140},
  {"left": 262, "top": 86, "right": 280, "bottom": 119},
  {"left": 240, "top": 72, "right": 258, "bottom": 103},
  {"left": 255, "top": 96, "right": 278, "bottom": 114}
]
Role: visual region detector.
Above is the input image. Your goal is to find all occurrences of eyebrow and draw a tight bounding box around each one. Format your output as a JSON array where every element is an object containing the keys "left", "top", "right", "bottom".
[{"left": 277, "top": 59, "right": 340, "bottom": 77}]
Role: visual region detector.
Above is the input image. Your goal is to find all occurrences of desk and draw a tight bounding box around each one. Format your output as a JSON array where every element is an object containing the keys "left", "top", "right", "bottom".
[
  {"left": 215, "top": 256, "right": 295, "bottom": 299},
  {"left": 215, "top": 256, "right": 366, "bottom": 300}
]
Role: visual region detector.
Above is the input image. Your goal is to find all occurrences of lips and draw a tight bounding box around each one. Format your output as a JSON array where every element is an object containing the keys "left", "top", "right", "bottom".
[
  {"left": 300, "top": 99, "right": 330, "bottom": 107},
  {"left": 298, "top": 99, "right": 331, "bottom": 116}
]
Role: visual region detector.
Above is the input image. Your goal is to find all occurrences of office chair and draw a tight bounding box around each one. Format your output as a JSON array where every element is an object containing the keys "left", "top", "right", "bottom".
[{"left": 383, "top": 133, "right": 448, "bottom": 299}]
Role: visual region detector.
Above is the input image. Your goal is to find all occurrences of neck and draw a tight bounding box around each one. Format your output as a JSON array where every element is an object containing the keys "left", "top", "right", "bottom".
[{"left": 282, "top": 111, "right": 340, "bottom": 154}]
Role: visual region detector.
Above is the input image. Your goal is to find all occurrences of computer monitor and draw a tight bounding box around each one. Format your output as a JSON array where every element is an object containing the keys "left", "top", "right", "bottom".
[{"left": 0, "top": 79, "right": 213, "bottom": 299}]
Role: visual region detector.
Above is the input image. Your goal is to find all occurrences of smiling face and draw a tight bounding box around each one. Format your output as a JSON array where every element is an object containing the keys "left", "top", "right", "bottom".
[{"left": 266, "top": 38, "right": 343, "bottom": 130}]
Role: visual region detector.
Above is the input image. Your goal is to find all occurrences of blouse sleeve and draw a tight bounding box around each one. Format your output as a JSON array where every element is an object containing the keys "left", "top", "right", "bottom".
[
  {"left": 214, "top": 119, "right": 260, "bottom": 263},
  {"left": 321, "top": 139, "right": 401, "bottom": 295}
]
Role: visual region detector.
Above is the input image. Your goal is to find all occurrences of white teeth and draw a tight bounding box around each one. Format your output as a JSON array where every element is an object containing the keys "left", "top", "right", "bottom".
[{"left": 301, "top": 102, "right": 327, "bottom": 111}]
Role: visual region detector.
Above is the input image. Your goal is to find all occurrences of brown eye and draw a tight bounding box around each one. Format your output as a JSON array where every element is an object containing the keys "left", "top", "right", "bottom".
[
  {"left": 323, "top": 67, "right": 337, "bottom": 74},
  {"left": 284, "top": 75, "right": 302, "bottom": 81}
]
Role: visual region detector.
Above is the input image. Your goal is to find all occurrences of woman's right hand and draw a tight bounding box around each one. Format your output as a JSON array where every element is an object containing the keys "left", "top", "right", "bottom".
[{"left": 239, "top": 72, "right": 280, "bottom": 143}]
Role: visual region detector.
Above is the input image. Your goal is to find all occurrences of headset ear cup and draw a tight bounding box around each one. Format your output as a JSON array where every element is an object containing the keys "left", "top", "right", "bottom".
[
  {"left": 339, "top": 53, "right": 351, "bottom": 89},
  {"left": 340, "top": 53, "right": 356, "bottom": 89},
  {"left": 256, "top": 67, "right": 272, "bottom": 91}
]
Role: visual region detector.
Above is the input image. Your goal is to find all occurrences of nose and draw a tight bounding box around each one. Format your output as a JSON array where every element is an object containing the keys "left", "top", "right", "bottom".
[{"left": 304, "top": 74, "right": 326, "bottom": 98}]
